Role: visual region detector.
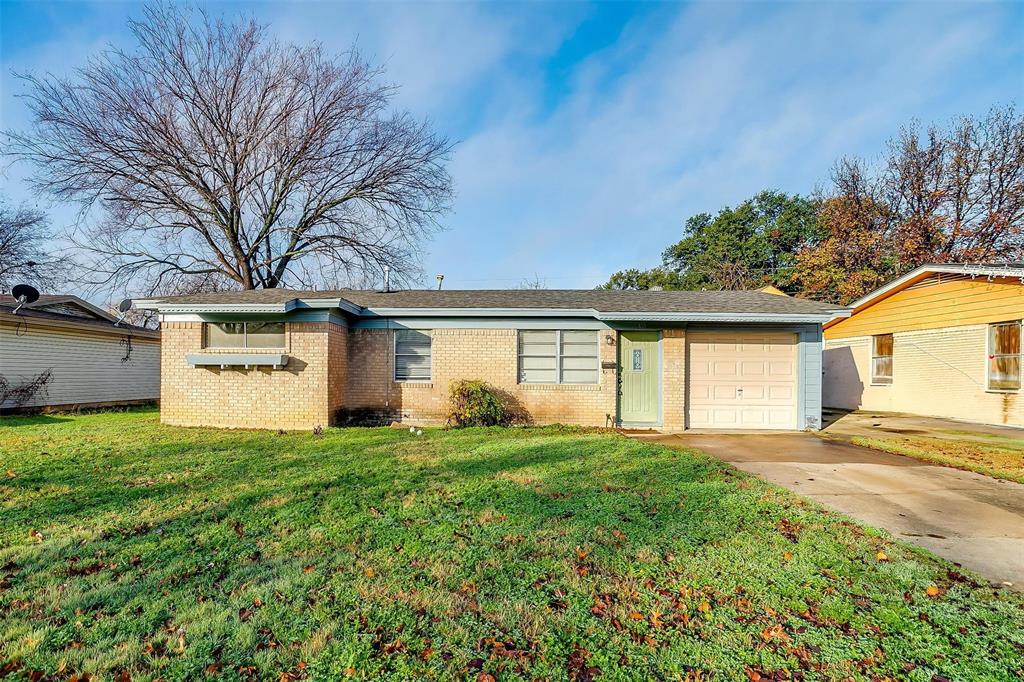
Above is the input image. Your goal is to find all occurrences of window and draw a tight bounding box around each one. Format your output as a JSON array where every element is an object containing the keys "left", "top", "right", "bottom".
[
  {"left": 204, "top": 322, "right": 285, "bottom": 349},
  {"left": 871, "top": 333, "right": 893, "bottom": 384},
  {"left": 518, "top": 330, "right": 599, "bottom": 384},
  {"left": 395, "top": 329, "right": 431, "bottom": 382},
  {"left": 988, "top": 321, "right": 1021, "bottom": 391}
]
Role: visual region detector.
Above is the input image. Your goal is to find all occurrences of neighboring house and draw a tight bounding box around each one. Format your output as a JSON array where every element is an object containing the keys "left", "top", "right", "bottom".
[
  {"left": 136, "top": 289, "right": 848, "bottom": 431},
  {"left": 0, "top": 294, "right": 160, "bottom": 411},
  {"left": 823, "top": 263, "right": 1024, "bottom": 428}
]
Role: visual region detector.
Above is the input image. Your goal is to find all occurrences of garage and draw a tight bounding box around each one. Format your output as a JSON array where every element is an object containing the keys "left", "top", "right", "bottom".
[{"left": 687, "top": 331, "right": 798, "bottom": 429}]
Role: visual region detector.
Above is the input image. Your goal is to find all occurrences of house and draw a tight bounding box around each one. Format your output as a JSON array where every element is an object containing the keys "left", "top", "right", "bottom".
[
  {"left": 823, "top": 263, "right": 1024, "bottom": 428},
  {"left": 136, "top": 288, "right": 847, "bottom": 431},
  {"left": 0, "top": 294, "right": 160, "bottom": 411}
]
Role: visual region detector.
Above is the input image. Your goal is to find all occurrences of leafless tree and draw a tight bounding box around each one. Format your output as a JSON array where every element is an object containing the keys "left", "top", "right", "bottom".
[
  {"left": 5, "top": 3, "right": 453, "bottom": 294},
  {"left": 850, "top": 105, "right": 1024, "bottom": 266},
  {"left": 0, "top": 199, "right": 64, "bottom": 292},
  {"left": 516, "top": 274, "right": 548, "bottom": 289},
  {"left": 0, "top": 369, "right": 52, "bottom": 408}
]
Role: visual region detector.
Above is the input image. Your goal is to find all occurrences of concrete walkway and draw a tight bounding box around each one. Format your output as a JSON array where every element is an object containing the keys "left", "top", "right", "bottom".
[
  {"left": 637, "top": 432, "right": 1024, "bottom": 590},
  {"left": 822, "top": 409, "right": 1024, "bottom": 443}
]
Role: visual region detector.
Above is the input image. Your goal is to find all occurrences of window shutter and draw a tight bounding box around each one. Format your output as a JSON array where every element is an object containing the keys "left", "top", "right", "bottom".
[{"left": 395, "top": 329, "right": 432, "bottom": 381}]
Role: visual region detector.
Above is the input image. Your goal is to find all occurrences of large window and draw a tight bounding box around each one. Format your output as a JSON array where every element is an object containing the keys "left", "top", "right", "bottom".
[
  {"left": 394, "top": 329, "right": 432, "bottom": 382},
  {"left": 988, "top": 321, "right": 1021, "bottom": 391},
  {"left": 518, "top": 330, "right": 599, "bottom": 384},
  {"left": 871, "top": 333, "right": 893, "bottom": 385},
  {"left": 204, "top": 322, "right": 285, "bottom": 349}
]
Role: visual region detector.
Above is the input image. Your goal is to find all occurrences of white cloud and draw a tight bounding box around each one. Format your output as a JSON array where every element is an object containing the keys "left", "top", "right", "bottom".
[{"left": 429, "top": 1, "right": 1021, "bottom": 288}]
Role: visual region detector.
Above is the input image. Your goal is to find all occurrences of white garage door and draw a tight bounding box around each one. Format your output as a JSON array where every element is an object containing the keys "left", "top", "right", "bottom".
[{"left": 687, "top": 331, "right": 798, "bottom": 429}]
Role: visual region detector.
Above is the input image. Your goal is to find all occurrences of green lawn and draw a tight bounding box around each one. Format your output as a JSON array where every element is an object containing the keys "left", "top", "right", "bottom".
[
  {"left": 846, "top": 432, "right": 1024, "bottom": 485},
  {"left": 1, "top": 410, "right": 1022, "bottom": 681}
]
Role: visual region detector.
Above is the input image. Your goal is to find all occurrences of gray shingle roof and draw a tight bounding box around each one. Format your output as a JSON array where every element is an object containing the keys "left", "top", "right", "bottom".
[
  {"left": 0, "top": 295, "right": 156, "bottom": 335},
  {"left": 140, "top": 288, "right": 845, "bottom": 316}
]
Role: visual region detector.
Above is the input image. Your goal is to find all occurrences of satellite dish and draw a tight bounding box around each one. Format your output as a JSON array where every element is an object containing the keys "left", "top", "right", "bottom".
[
  {"left": 11, "top": 284, "right": 39, "bottom": 314},
  {"left": 114, "top": 298, "right": 134, "bottom": 326}
]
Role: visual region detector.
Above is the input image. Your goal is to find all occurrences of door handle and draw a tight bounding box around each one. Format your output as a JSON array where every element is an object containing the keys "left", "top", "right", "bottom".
[{"left": 737, "top": 387, "right": 743, "bottom": 399}]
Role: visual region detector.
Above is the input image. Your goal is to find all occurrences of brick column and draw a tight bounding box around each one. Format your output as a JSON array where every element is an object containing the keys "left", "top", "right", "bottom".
[{"left": 662, "top": 328, "right": 686, "bottom": 431}]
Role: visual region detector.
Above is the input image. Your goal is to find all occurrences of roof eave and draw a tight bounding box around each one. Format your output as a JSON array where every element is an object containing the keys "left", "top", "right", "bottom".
[
  {"left": 360, "top": 306, "right": 597, "bottom": 318},
  {"left": 828, "top": 263, "right": 1024, "bottom": 328},
  {"left": 598, "top": 311, "right": 850, "bottom": 324}
]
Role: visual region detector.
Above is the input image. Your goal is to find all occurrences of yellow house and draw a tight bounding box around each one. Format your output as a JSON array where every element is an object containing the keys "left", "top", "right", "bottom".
[{"left": 823, "top": 263, "right": 1024, "bottom": 427}]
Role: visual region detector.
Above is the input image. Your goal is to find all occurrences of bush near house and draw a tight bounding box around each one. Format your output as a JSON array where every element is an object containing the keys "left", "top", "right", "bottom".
[
  {"left": 1, "top": 410, "right": 1022, "bottom": 681},
  {"left": 446, "top": 379, "right": 526, "bottom": 427}
]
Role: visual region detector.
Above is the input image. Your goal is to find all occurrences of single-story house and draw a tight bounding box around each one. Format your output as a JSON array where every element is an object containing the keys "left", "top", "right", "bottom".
[
  {"left": 823, "top": 263, "right": 1024, "bottom": 428},
  {"left": 136, "top": 288, "right": 848, "bottom": 431},
  {"left": 0, "top": 294, "right": 160, "bottom": 411}
]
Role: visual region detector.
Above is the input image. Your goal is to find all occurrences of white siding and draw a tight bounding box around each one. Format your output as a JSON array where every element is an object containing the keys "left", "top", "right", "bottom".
[
  {"left": 823, "top": 325, "right": 1024, "bottom": 427},
  {"left": 0, "top": 322, "right": 160, "bottom": 408}
]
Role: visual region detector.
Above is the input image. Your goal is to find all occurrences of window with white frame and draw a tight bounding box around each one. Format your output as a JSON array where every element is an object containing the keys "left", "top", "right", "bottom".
[
  {"left": 988, "top": 321, "right": 1021, "bottom": 391},
  {"left": 204, "top": 322, "right": 285, "bottom": 349},
  {"left": 518, "top": 330, "right": 599, "bottom": 384},
  {"left": 394, "top": 329, "right": 432, "bottom": 382},
  {"left": 871, "top": 333, "right": 893, "bottom": 384}
]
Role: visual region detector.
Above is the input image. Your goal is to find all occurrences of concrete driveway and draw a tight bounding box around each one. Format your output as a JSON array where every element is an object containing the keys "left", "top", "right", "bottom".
[{"left": 638, "top": 432, "right": 1024, "bottom": 590}]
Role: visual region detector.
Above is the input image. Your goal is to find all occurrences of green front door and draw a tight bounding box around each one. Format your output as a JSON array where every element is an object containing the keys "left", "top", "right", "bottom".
[{"left": 619, "top": 331, "right": 660, "bottom": 424}]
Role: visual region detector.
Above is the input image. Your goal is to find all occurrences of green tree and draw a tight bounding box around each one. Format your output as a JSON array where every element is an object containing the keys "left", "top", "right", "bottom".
[{"left": 602, "top": 191, "right": 822, "bottom": 292}]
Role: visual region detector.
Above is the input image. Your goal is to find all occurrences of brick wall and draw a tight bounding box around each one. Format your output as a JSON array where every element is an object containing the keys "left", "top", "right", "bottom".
[
  {"left": 824, "top": 325, "right": 1024, "bottom": 427},
  {"left": 160, "top": 321, "right": 334, "bottom": 430},
  {"left": 161, "top": 321, "right": 695, "bottom": 431},
  {"left": 341, "top": 327, "right": 623, "bottom": 427},
  {"left": 662, "top": 329, "right": 686, "bottom": 430}
]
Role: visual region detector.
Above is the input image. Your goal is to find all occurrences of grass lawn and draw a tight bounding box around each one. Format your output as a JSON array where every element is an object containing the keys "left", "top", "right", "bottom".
[
  {"left": 846, "top": 431, "right": 1024, "bottom": 484},
  {"left": 2, "top": 410, "right": 1023, "bottom": 681}
]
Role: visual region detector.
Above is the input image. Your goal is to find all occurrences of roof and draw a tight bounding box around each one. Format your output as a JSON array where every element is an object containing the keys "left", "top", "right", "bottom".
[
  {"left": 136, "top": 288, "right": 849, "bottom": 323},
  {"left": 0, "top": 294, "right": 157, "bottom": 336},
  {"left": 824, "top": 262, "right": 1024, "bottom": 329}
]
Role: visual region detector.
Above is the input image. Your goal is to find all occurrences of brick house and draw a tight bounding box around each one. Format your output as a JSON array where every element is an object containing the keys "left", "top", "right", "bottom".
[
  {"left": 823, "top": 263, "right": 1024, "bottom": 427},
  {"left": 136, "top": 289, "right": 848, "bottom": 431}
]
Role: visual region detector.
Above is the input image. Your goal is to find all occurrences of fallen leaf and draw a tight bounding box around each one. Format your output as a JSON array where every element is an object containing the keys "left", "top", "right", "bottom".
[
  {"left": 698, "top": 601, "right": 711, "bottom": 613},
  {"left": 364, "top": 567, "right": 375, "bottom": 578},
  {"left": 876, "top": 551, "right": 888, "bottom": 562},
  {"left": 5, "top": 469, "right": 15, "bottom": 478},
  {"left": 783, "top": 551, "right": 793, "bottom": 562},
  {"left": 29, "top": 529, "right": 43, "bottom": 543},
  {"left": 925, "top": 585, "right": 940, "bottom": 598},
  {"left": 629, "top": 611, "right": 644, "bottom": 621}
]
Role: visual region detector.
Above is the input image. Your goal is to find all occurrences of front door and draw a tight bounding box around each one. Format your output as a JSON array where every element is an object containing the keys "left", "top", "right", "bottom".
[{"left": 619, "top": 331, "right": 660, "bottom": 424}]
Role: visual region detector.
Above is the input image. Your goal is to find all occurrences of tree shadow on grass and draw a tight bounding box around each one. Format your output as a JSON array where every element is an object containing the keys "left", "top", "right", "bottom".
[{"left": 0, "top": 414, "right": 74, "bottom": 426}]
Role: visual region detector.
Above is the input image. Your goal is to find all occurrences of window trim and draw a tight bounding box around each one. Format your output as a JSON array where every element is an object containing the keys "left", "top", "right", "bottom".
[
  {"left": 393, "top": 328, "right": 432, "bottom": 383},
  {"left": 518, "top": 329, "right": 600, "bottom": 385},
  {"left": 870, "top": 333, "right": 893, "bottom": 386},
  {"left": 987, "top": 320, "right": 1022, "bottom": 393},
  {"left": 203, "top": 321, "right": 287, "bottom": 350}
]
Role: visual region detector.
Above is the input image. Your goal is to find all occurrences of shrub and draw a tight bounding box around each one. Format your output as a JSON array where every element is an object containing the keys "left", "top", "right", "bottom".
[{"left": 447, "top": 380, "right": 522, "bottom": 427}]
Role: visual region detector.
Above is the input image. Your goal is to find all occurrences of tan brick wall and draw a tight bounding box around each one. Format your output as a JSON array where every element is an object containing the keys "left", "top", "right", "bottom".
[
  {"left": 160, "top": 321, "right": 336, "bottom": 430},
  {"left": 341, "top": 327, "right": 622, "bottom": 427},
  {"left": 661, "top": 329, "right": 686, "bottom": 430},
  {"left": 824, "top": 325, "right": 1024, "bottom": 427},
  {"left": 161, "top": 322, "right": 696, "bottom": 430}
]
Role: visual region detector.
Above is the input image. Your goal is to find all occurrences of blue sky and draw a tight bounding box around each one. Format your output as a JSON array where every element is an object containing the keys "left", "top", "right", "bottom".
[{"left": 2, "top": 1, "right": 1022, "bottom": 298}]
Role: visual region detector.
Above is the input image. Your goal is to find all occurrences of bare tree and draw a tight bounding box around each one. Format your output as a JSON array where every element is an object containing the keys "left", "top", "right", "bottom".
[
  {"left": 882, "top": 106, "right": 1024, "bottom": 264},
  {"left": 0, "top": 198, "right": 64, "bottom": 292},
  {"left": 795, "top": 105, "right": 1024, "bottom": 303},
  {"left": 516, "top": 274, "right": 548, "bottom": 289},
  {"left": 6, "top": 4, "right": 453, "bottom": 294}
]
